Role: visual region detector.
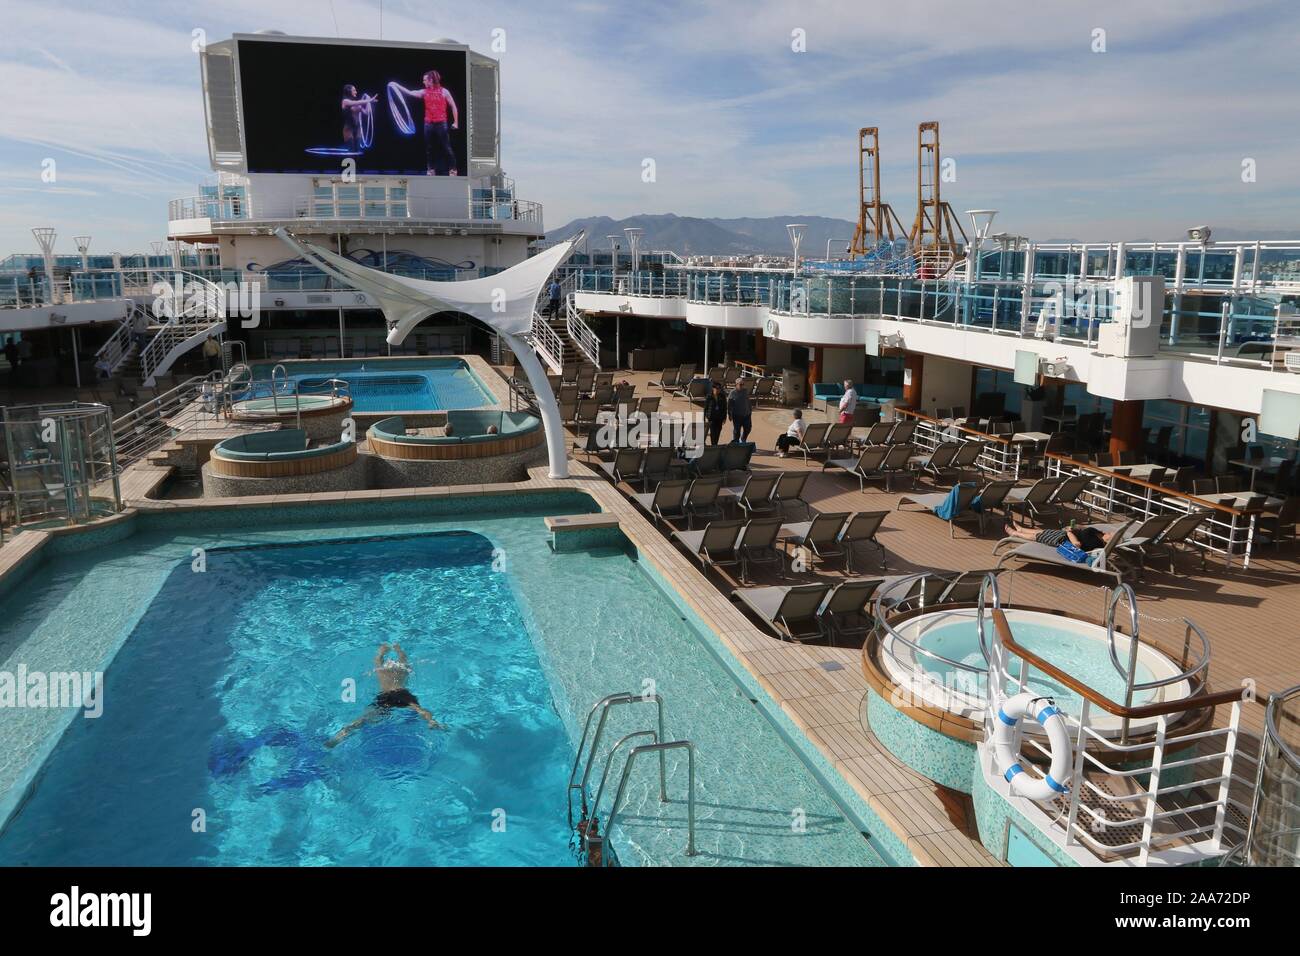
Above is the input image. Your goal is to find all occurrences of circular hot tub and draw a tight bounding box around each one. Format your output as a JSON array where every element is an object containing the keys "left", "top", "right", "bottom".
[{"left": 879, "top": 606, "right": 1191, "bottom": 737}]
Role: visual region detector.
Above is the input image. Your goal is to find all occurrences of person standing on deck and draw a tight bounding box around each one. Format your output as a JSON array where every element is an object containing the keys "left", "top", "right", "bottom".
[
  {"left": 837, "top": 379, "right": 858, "bottom": 425},
  {"left": 703, "top": 380, "right": 728, "bottom": 445},
  {"left": 547, "top": 277, "right": 563, "bottom": 318},
  {"left": 728, "top": 378, "right": 753, "bottom": 443}
]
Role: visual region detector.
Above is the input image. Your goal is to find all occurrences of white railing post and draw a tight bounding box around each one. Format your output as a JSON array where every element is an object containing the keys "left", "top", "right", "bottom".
[
  {"left": 1138, "top": 714, "right": 1168, "bottom": 867},
  {"left": 1211, "top": 701, "right": 1242, "bottom": 850},
  {"left": 1063, "top": 700, "right": 1091, "bottom": 846}
]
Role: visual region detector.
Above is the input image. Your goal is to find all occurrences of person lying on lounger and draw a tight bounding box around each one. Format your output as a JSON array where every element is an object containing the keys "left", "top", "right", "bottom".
[
  {"left": 1002, "top": 522, "right": 1112, "bottom": 551},
  {"left": 325, "top": 642, "right": 443, "bottom": 747}
]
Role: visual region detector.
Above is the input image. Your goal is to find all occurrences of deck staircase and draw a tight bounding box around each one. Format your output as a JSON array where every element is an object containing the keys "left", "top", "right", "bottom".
[{"left": 135, "top": 271, "right": 230, "bottom": 386}]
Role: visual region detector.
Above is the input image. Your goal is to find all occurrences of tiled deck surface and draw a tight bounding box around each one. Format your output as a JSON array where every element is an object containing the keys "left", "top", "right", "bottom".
[{"left": 6, "top": 362, "right": 1296, "bottom": 867}]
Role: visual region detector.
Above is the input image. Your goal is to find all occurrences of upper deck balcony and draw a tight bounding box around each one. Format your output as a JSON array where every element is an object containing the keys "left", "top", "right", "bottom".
[{"left": 168, "top": 175, "right": 543, "bottom": 241}]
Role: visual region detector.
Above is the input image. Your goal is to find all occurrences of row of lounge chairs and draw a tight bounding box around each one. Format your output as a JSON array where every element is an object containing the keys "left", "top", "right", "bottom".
[
  {"left": 670, "top": 510, "right": 889, "bottom": 586},
  {"left": 651, "top": 365, "right": 779, "bottom": 406},
  {"left": 560, "top": 393, "right": 658, "bottom": 429},
  {"left": 595, "top": 443, "right": 756, "bottom": 492},
  {"left": 733, "top": 570, "right": 991, "bottom": 644}
]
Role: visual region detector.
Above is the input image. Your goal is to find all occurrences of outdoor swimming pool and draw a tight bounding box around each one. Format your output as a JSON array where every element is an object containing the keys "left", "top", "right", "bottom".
[
  {"left": 247, "top": 358, "right": 494, "bottom": 413},
  {"left": 0, "top": 493, "right": 890, "bottom": 866}
]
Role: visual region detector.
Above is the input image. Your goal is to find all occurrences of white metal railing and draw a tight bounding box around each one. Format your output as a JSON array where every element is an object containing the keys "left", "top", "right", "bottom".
[
  {"left": 1044, "top": 455, "right": 1262, "bottom": 568},
  {"left": 111, "top": 374, "right": 223, "bottom": 466},
  {"left": 168, "top": 195, "right": 247, "bottom": 222},
  {"left": 565, "top": 296, "right": 601, "bottom": 368},
  {"left": 528, "top": 311, "right": 566, "bottom": 375},
  {"left": 899, "top": 413, "right": 1036, "bottom": 481},
  {"left": 93, "top": 313, "right": 137, "bottom": 376},
  {"left": 983, "top": 605, "right": 1251, "bottom": 866},
  {"left": 137, "top": 272, "right": 228, "bottom": 385}
]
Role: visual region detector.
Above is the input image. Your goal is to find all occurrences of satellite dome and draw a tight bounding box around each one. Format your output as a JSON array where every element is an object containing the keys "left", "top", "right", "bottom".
[{"left": 255, "top": 29, "right": 287, "bottom": 35}]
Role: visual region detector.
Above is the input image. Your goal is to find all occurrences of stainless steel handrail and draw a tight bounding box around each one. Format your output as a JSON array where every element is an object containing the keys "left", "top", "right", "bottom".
[
  {"left": 975, "top": 570, "right": 1001, "bottom": 663},
  {"left": 590, "top": 730, "right": 663, "bottom": 824},
  {"left": 601, "top": 740, "right": 697, "bottom": 864},
  {"left": 566, "top": 692, "right": 667, "bottom": 828},
  {"left": 1106, "top": 584, "right": 1212, "bottom": 694},
  {"left": 873, "top": 571, "right": 992, "bottom": 681}
]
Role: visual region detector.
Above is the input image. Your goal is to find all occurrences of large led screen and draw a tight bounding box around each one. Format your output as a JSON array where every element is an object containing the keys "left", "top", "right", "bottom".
[{"left": 237, "top": 39, "right": 468, "bottom": 176}]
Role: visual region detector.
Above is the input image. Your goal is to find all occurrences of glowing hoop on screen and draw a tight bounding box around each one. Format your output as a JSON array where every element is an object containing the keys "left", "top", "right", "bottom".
[
  {"left": 305, "top": 147, "right": 364, "bottom": 156},
  {"left": 387, "top": 81, "right": 416, "bottom": 135},
  {"left": 359, "top": 96, "right": 375, "bottom": 148}
]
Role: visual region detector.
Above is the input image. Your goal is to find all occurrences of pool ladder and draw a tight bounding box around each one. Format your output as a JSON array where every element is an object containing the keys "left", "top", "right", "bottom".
[{"left": 566, "top": 692, "right": 697, "bottom": 866}]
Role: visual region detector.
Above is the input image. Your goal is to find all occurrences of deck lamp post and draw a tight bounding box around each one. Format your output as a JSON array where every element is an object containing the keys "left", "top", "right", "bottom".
[
  {"left": 786, "top": 223, "right": 806, "bottom": 275},
  {"left": 74, "top": 236, "right": 91, "bottom": 273},
  {"left": 32, "top": 227, "right": 57, "bottom": 304}
]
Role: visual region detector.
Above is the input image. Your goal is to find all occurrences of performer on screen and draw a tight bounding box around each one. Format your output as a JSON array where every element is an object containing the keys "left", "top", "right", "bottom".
[
  {"left": 341, "top": 84, "right": 377, "bottom": 150},
  {"left": 394, "top": 70, "right": 460, "bottom": 175}
]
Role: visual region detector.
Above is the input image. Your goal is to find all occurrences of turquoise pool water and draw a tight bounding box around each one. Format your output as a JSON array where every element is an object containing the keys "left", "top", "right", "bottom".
[
  {"left": 247, "top": 358, "right": 493, "bottom": 413},
  {"left": 915, "top": 617, "right": 1156, "bottom": 713},
  {"left": 0, "top": 495, "right": 888, "bottom": 867}
]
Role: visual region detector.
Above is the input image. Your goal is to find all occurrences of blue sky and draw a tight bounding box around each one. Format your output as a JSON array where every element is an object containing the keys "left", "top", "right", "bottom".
[{"left": 2, "top": 0, "right": 1298, "bottom": 255}]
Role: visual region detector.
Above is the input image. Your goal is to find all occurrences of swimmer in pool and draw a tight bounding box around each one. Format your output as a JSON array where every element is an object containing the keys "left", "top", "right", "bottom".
[{"left": 325, "top": 642, "right": 443, "bottom": 747}]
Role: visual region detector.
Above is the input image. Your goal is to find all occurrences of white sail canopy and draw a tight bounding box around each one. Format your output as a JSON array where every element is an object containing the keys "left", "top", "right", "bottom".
[
  {"left": 274, "top": 228, "right": 581, "bottom": 343},
  {"left": 271, "top": 227, "right": 578, "bottom": 479}
]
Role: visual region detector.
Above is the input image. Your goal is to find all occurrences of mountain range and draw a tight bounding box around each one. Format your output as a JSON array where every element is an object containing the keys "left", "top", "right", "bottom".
[{"left": 547, "top": 214, "right": 859, "bottom": 257}]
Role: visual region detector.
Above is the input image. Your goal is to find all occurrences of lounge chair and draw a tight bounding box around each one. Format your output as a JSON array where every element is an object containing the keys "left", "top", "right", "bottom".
[
  {"left": 639, "top": 446, "right": 677, "bottom": 491},
  {"left": 793, "top": 422, "right": 831, "bottom": 464},
  {"left": 736, "top": 517, "right": 786, "bottom": 583},
  {"left": 897, "top": 482, "right": 980, "bottom": 538},
  {"left": 750, "top": 377, "right": 777, "bottom": 405},
  {"left": 1106, "top": 514, "right": 1178, "bottom": 577},
  {"left": 1139, "top": 510, "right": 1212, "bottom": 572},
  {"left": 680, "top": 378, "right": 709, "bottom": 405},
  {"left": 572, "top": 428, "right": 609, "bottom": 461},
  {"left": 598, "top": 447, "right": 643, "bottom": 485},
  {"left": 733, "top": 583, "right": 831, "bottom": 643},
  {"left": 684, "top": 476, "right": 725, "bottom": 528},
  {"left": 719, "top": 442, "right": 755, "bottom": 482},
  {"left": 879, "top": 574, "right": 948, "bottom": 612},
  {"left": 650, "top": 367, "right": 680, "bottom": 391},
  {"left": 632, "top": 479, "right": 691, "bottom": 527},
  {"left": 673, "top": 519, "right": 744, "bottom": 576},
  {"left": 823, "top": 445, "right": 888, "bottom": 492},
  {"left": 772, "top": 471, "right": 812, "bottom": 519},
  {"left": 887, "top": 420, "right": 917, "bottom": 444},
  {"left": 861, "top": 422, "right": 894, "bottom": 446},
  {"left": 1050, "top": 474, "right": 1095, "bottom": 519},
  {"left": 728, "top": 473, "right": 780, "bottom": 519},
  {"left": 993, "top": 519, "right": 1136, "bottom": 586},
  {"left": 839, "top": 510, "right": 889, "bottom": 572},
  {"left": 822, "top": 422, "right": 855, "bottom": 457},
  {"left": 878, "top": 443, "right": 917, "bottom": 491},
  {"left": 686, "top": 444, "right": 723, "bottom": 477},
  {"left": 1005, "top": 476, "right": 1066, "bottom": 527},
  {"left": 949, "top": 440, "right": 985, "bottom": 479},
  {"left": 937, "top": 570, "right": 997, "bottom": 604},
  {"left": 914, "top": 442, "right": 961, "bottom": 482},
  {"left": 821, "top": 579, "right": 887, "bottom": 643},
  {"left": 782, "top": 511, "right": 851, "bottom": 571}
]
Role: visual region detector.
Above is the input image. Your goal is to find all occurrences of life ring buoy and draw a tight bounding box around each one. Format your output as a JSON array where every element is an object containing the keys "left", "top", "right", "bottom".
[{"left": 992, "top": 691, "right": 1073, "bottom": 801}]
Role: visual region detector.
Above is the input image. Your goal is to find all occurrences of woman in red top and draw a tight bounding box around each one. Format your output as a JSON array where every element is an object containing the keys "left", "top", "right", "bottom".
[{"left": 396, "top": 70, "right": 460, "bottom": 175}]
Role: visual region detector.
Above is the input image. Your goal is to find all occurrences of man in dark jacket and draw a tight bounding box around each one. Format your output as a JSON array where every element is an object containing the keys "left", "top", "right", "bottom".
[
  {"left": 703, "top": 381, "right": 727, "bottom": 445},
  {"left": 727, "top": 378, "right": 753, "bottom": 443}
]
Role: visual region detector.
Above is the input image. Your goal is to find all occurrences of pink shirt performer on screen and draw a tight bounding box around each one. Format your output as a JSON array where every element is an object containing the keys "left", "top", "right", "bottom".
[{"left": 395, "top": 70, "right": 460, "bottom": 176}]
